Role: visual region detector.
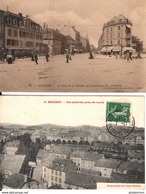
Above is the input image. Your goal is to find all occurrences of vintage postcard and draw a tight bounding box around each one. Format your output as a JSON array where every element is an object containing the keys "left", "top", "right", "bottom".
[
  {"left": 0, "top": 0, "right": 146, "bottom": 92},
  {"left": 0, "top": 95, "right": 145, "bottom": 192}
]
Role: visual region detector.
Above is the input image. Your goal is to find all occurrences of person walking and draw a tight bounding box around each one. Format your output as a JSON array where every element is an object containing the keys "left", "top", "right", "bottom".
[
  {"left": 66, "top": 52, "right": 70, "bottom": 63},
  {"left": 35, "top": 53, "right": 38, "bottom": 64},
  {"left": 46, "top": 53, "right": 49, "bottom": 62},
  {"left": 125, "top": 51, "right": 130, "bottom": 63},
  {"left": 31, "top": 53, "right": 34, "bottom": 61},
  {"left": 129, "top": 50, "right": 133, "bottom": 60}
]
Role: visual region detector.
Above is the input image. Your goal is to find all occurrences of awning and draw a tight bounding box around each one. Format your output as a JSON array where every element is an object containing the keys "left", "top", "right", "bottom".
[
  {"left": 123, "top": 47, "right": 134, "bottom": 51},
  {"left": 113, "top": 46, "right": 120, "bottom": 52},
  {"left": 99, "top": 47, "right": 106, "bottom": 52},
  {"left": 126, "top": 24, "right": 131, "bottom": 29}
]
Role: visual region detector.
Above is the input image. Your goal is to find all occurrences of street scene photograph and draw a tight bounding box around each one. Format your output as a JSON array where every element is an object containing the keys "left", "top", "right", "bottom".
[
  {"left": 0, "top": 96, "right": 145, "bottom": 190},
  {"left": 0, "top": 0, "right": 146, "bottom": 92}
]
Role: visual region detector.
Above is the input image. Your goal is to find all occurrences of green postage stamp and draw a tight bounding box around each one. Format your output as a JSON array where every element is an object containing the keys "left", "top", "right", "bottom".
[{"left": 106, "top": 102, "right": 135, "bottom": 138}]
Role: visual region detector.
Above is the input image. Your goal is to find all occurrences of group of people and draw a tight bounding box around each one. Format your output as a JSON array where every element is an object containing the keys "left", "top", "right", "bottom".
[{"left": 3, "top": 53, "right": 15, "bottom": 64}]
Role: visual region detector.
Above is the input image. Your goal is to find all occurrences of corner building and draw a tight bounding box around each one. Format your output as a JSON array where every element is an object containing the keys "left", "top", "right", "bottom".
[{"left": 98, "top": 15, "right": 132, "bottom": 54}]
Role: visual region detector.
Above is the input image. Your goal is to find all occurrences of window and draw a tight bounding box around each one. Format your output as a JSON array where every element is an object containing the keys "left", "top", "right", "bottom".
[
  {"left": 13, "top": 20, "right": 17, "bottom": 26},
  {"left": 118, "top": 26, "right": 120, "bottom": 30},
  {"left": 118, "top": 32, "right": 120, "bottom": 37},
  {"left": 55, "top": 177, "right": 57, "bottom": 182},
  {"left": 14, "top": 30, "right": 18, "bottom": 37},
  {"left": 44, "top": 173, "right": 46, "bottom": 179},
  {"left": 59, "top": 178, "right": 61, "bottom": 183},
  {"left": 8, "top": 29, "right": 12, "bottom": 36},
  {"left": 7, "top": 18, "right": 12, "bottom": 25},
  {"left": 59, "top": 171, "right": 62, "bottom": 176},
  {"left": 51, "top": 176, "right": 53, "bottom": 181},
  {"left": 55, "top": 171, "right": 58, "bottom": 175},
  {"left": 118, "top": 40, "right": 120, "bottom": 45},
  {"left": 44, "top": 167, "right": 46, "bottom": 172}
]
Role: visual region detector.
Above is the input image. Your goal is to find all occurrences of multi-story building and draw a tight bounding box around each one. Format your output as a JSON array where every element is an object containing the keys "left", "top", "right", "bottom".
[
  {"left": 98, "top": 15, "right": 133, "bottom": 54},
  {"left": 43, "top": 26, "right": 68, "bottom": 55},
  {"left": 42, "top": 158, "right": 76, "bottom": 188},
  {"left": 94, "top": 159, "right": 119, "bottom": 178},
  {"left": 0, "top": 9, "right": 48, "bottom": 58}
]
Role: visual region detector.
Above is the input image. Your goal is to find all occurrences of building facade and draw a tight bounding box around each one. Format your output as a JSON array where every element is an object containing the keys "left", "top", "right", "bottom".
[
  {"left": 98, "top": 15, "right": 133, "bottom": 54},
  {"left": 0, "top": 9, "right": 48, "bottom": 58},
  {"left": 43, "top": 26, "right": 68, "bottom": 55}
]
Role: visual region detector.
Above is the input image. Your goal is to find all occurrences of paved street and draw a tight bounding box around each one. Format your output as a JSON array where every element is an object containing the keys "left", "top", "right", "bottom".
[{"left": 0, "top": 53, "right": 146, "bottom": 92}]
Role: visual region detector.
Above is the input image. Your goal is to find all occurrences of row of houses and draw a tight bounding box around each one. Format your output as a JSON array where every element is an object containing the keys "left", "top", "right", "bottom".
[
  {"left": 0, "top": 9, "right": 90, "bottom": 60},
  {"left": 0, "top": 140, "right": 144, "bottom": 189}
]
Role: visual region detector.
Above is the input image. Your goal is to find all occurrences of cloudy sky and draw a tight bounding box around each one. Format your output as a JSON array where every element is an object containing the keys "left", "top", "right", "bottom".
[
  {"left": 0, "top": 0, "right": 146, "bottom": 47},
  {"left": 0, "top": 96, "right": 144, "bottom": 127}
]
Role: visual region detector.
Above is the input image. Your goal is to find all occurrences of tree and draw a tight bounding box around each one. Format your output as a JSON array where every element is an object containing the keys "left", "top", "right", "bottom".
[{"left": 132, "top": 36, "right": 143, "bottom": 57}]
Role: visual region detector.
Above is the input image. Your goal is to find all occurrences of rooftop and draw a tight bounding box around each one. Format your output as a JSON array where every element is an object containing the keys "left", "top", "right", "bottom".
[
  {"left": 111, "top": 172, "right": 138, "bottom": 183},
  {"left": 49, "top": 158, "right": 72, "bottom": 172},
  {"left": 128, "top": 151, "right": 144, "bottom": 159},
  {"left": 82, "top": 152, "right": 104, "bottom": 162},
  {"left": 65, "top": 171, "right": 109, "bottom": 189},
  {"left": 118, "top": 161, "right": 142, "bottom": 173},
  {"left": 2, "top": 173, "right": 26, "bottom": 189},
  {"left": 95, "top": 159, "right": 119, "bottom": 169},
  {"left": 4, "top": 140, "right": 20, "bottom": 148},
  {"left": 1, "top": 155, "right": 26, "bottom": 175},
  {"left": 70, "top": 150, "right": 85, "bottom": 158}
]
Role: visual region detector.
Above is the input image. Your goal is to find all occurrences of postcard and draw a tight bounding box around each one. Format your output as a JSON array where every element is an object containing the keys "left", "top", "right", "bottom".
[
  {"left": 0, "top": 0, "right": 146, "bottom": 92},
  {"left": 0, "top": 95, "right": 145, "bottom": 192}
]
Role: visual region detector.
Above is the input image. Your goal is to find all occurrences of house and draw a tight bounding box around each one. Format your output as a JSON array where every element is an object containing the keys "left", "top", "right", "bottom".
[
  {"left": 2, "top": 173, "right": 39, "bottom": 189},
  {"left": 65, "top": 171, "right": 109, "bottom": 189},
  {"left": 4, "top": 140, "right": 20, "bottom": 155},
  {"left": 94, "top": 159, "right": 119, "bottom": 178},
  {"left": 36, "top": 146, "right": 70, "bottom": 166},
  {"left": 128, "top": 150, "right": 144, "bottom": 163},
  {"left": 70, "top": 151, "right": 85, "bottom": 171},
  {"left": 117, "top": 160, "right": 144, "bottom": 180},
  {"left": 1, "top": 155, "right": 26, "bottom": 177},
  {"left": 111, "top": 172, "right": 138, "bottom": 183},
  {"left": 42, "top": 158, "right": 76, "bottom": 188},
  {"left": 81, "top": 152, "right": 104, "bottom": 171}
]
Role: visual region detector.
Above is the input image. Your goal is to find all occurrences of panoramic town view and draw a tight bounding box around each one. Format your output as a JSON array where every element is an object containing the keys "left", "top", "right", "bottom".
[
  {"left": 0, "top": 0, "right": 146, "bottom": 92},
  {"left": 0, "top": 96, "right": 145, "bottom": 190},
  {"left": 0, "top": 123, "right": 144, "bottom": 189}
]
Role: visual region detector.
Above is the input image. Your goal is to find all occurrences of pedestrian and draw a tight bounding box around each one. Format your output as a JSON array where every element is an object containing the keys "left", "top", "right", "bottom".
[
  {"left": 6, "top": 55, "right": 13, "bottom": 64},
  {"left": 89, "top": 51, "right": 94, "bottom": 59},
  {"left": 31, "top": 53, "right": 34, "bottom": 61},
  {"left": 66, "top": 52, "right": 70, "bottom": 63},
  {"left": 125, "top": 51, "right": 130, "bottom": 62},
  {"left": 129, "top": 50, "right": 133, "bottom": 60},
  {"left": 46, "top": 53, "right": 49, "bottom": 62},
  {"left": 35, "top": 53, "right": 38, "bottom": 64}
]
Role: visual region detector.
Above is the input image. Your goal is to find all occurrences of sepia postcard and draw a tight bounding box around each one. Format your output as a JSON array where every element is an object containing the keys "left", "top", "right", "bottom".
[
  {"left": 0, "top": 95, "right": 145, "bottom": 192},
  {"left": 0, "top": 0, "right": 146, "bottom": 92}
]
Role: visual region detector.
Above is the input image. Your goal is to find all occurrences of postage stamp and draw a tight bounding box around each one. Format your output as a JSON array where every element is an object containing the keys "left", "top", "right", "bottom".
[{"left": 106, "top": 102, "right": 135, "bottom": 138}]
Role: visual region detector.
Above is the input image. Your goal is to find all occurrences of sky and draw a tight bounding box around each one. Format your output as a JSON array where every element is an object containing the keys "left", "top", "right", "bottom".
[
  {"left": 0, "top": 96, "right": 144, "bottom": 127},
  {"left": 0, "top": 0, "right": 146, "bottom": 47}
]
